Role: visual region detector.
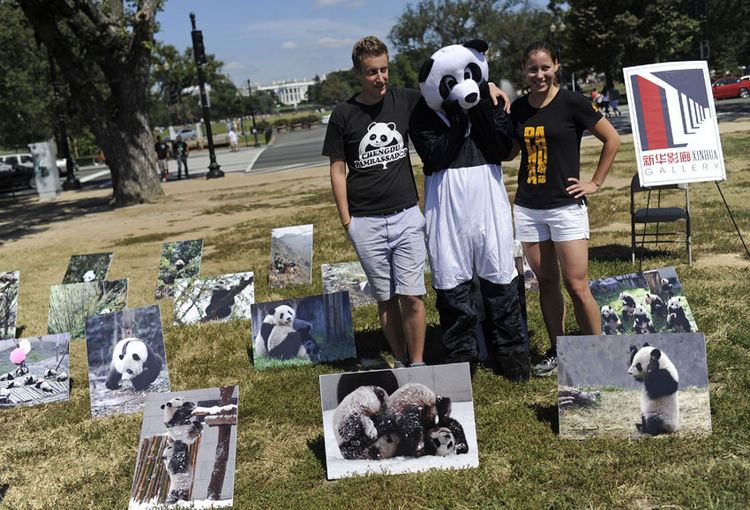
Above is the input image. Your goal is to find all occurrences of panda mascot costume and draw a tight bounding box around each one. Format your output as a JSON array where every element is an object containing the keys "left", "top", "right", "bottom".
[{"left": 410, "top": 40, "right": 528, "bottom": 381}]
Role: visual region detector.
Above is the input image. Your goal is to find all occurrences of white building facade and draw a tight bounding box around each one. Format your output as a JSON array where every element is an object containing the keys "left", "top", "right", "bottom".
[{"left": 250, "top": 79, "right": 317, "bottom": 107}]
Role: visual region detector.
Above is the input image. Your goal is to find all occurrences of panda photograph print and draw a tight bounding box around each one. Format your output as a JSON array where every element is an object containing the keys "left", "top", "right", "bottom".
[
  {"left": 61, "top": 252, "right": 113, "bottom": 284},
  {"left": 251, "top": 291, "right": 356, "bottom": 370},
  {"left": 155, "top": 239, "right": 203, "bottom": 300},
  {"left": 319, "top": 363, "right": 479, "bottom": 480},
  {"left": 0, "top": 270, "right": 20, "bottom": 341},
  {"left": 556, "top": 333, "right": 712, "bottom": 440},
  {"left": 128, "top": 386, "right": 238, "bottom": 509},
  {"left": 268, "top": 224, "right": 313, "bottom": 288},
  {"left": 47, "top": 278, "right": 129, "bottom": 340},
  {"left": 173, "top": 271, "right": 255, "bottom": 326},
  {"left": 84, "top": 304, "right": 170, "bottom": 419}
]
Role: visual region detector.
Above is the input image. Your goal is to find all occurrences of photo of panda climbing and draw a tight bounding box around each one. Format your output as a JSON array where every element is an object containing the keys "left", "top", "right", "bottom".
[
  {"left": 47, "top": 279, "right": 128, "bottom": 340},
  {"left": 84, "top": 304, "right": 170, "bottom": 419},
  {"left": 588, "top": 266, "right": 698, "bottom": 336},
  {"left": 128, "top": 386, "right": 238, "bottom": 509},
  {"left": 0, "top": 270, "right": 19, "bottom": 341},
  {"left": 319, "top": 363, "right": 479, "bottom": 480},
  {"left": 155, "top": 239, "right": 203, "bottom": 300},
  {"left": 556, "top": 333, "right": 712, "bottom": 440},
  {"left": 268, "top": 224, "right": 313, "bottom": 288},
  {"left": 0, "top": 333, "right": 70, "bottom": 408},
  {"left": 251, "top": 291, "right": 356, "bottom": 370},
  {"left": 61, "top": 252, "right": 113, "bottom": 284},
  {"left": 173, "top": 271, "right": 254, "bottom": 326}
]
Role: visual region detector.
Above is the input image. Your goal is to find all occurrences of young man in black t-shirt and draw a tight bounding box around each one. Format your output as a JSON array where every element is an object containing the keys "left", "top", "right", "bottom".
[
  {"left": 172, "top": 135, "right": 189, "bottom": 179},
  {"left": 322, "top": 36, "right": 426, "bottom": 368},
  {"left": 154, "top": 135, "right": 169, "bottom": 181}
]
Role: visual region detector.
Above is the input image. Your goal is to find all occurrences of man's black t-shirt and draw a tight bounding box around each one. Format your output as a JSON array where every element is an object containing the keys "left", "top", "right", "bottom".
[
  {"left": 155, "top": 141, "right": 169, "bottom": 160},
  {"left": 511, "top": 89, "right": 602, "bottom": 209},
  {"left": 172, "top": 140, "right": 188, "bottom": 158},
  {"left": 322, "top": 88, "right": 421, "bottom": 216}
]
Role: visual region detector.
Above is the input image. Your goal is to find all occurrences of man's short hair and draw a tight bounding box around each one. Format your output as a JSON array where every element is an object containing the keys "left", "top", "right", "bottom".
[{"left": 351, "top": 36, "right": 388, "bottom": 70}]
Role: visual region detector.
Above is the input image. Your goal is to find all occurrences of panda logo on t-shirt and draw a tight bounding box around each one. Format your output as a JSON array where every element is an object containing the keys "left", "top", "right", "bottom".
[{"left": 356, "top": 121, "right": 407, "bottom": 169}]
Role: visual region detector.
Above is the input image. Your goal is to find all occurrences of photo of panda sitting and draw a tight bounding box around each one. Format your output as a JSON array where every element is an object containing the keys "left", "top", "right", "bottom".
[{"left": 253, "top": 304, "right": 319, "bottom": 361}]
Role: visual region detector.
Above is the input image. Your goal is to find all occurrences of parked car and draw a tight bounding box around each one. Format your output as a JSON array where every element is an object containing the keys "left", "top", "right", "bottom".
[
  {"left": 711, "top": 76, "right": 750, "bottom": 99},
  {"left": 177, "top": 127, "right": 198, "bottom": 140},
  {"left": 0, "top": 153, "right": 33, "bottom": 167},
  {"left": 0, "top": 160, "right": 35, "bottom": 191},
  {"left": 56, "top": 155, "right": 80, "bottom": 176}
]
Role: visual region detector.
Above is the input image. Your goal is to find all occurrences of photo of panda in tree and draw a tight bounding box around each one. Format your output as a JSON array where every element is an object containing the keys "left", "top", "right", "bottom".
[
  {"left": 61, "top": 252, "right": 113, "bottom": 284},
  {"left": 251, "top": 291, "right": 356, "bottom": 370},
  {"left": 319, "top": 364, "right": 478, "bottom": 480},
  {"left": 556, "top": 333, "right": 712, "bottom": 440},
  {"left": 155, "top": 239, "right": 203, "bottom": 300},
  {"left": 268, "top": 224, "right": 313, "bottom": 288},
  {"left": 588, "top": 266, "right": 698, "bottom": 336},
  {"left": 0, "top": 270, "right": 19, "bottom": 341},
  {"left": 321, "top": 261, "right": 376, "bottom": 309},
  {"left": 47, "top": 279, "right": 128, "bottom": 340},
  {"left": 84, "top": 305, "right": 170, "bottom": 419},
  {"left": 173, "top": 272, "right": 254, "bottom": 326}
]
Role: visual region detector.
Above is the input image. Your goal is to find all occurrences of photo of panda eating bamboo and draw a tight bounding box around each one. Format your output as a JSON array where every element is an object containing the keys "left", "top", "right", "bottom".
[{"left": 320, "top": 364, "right": 478, "bottom": 480}]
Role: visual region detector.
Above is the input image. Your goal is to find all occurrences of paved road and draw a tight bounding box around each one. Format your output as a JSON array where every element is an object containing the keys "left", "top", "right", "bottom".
[{"left": 249, "top": 128, "right": 328, "bottom": 174}]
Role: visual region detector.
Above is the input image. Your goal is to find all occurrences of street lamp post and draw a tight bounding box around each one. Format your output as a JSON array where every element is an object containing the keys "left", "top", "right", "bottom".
[
  {"left": 247, "top": 79, "right": 259, "bottom": 147},
  {"left": 48, "top": 53, "right": 80, "bottom": 190},
  {"left": 190, "top": 12, "right": 223, "bottom": 179}
]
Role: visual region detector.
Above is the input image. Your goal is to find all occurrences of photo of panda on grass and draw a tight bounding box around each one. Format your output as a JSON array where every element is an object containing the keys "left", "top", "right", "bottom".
[
  {"left": 0, "top": 333, "right": 70, "bottom": 408},
  {"left": 556, "top": 333, "right": 711, "bottom": 440},
  {"left": 588, "top": 266, "right": 698, "bottom": 336},
  {"left": 251, "top": 291, "right": 356, "bottom": 370},
  {"left": 61, "top": 252, "right": 113, "bottom": 284},
  {"left": 155, "top": 239, "right": 203, "bottom": 300},
  {"left": 47, "top": 279, "right": 128, "bottom": 340},
  {"left": 0, "top": 270, "right": 20, "bottom": 341},
  {"left": 319, "top": 363, "right": 478, "bottom": 480},
  {"left": 268, "top": 224, "right": 313, "bottom": 288},
  {"left": 173, "top": 272, "right": 254, "bottom": 326},
  {"left": 128, "top": 386, "right": 238, "bottom": 509},
  {"left": 84, "top": 305, "right": 170, "bottom": 419}
]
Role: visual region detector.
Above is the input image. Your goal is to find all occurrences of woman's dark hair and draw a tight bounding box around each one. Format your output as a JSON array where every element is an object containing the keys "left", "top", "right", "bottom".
[{"left": 522, "top": 41, "right": 559, "bottom": 65}]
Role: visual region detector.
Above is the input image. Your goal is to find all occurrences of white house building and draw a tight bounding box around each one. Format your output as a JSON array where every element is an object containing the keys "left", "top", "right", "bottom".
[{"left": 247, "top": 78, "right": 318, "bottom": 107}]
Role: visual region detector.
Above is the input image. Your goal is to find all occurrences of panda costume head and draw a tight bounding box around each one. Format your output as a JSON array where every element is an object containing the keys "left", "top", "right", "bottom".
[
  {"left": 105, "top": 337, "right": 163, "bottom": 392},
  {"left": 418, "top": 40, "right": 489, "bottom": 115},
  {"left": 628, "top": 343, "right": 679, "bottom": 435}
]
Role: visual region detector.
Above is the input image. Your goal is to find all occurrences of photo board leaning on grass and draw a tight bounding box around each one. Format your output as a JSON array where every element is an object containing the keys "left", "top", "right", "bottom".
[
  {"left": 84, "top": 305, "right": 170, "bottom": 419},
  {"left": 155, "top": 239, "right": 203, "bottom": 300},
  {"left": 322, "top": 261, "right": 376, "bottom": 309},
  {"left": 268, "top": 224, "right": 313, "bottom": 288},
  {"left": 173, "top": 272, "right": 255, "bottom": 326},
  {"left": 128, "top": 385, "right": 238, "bottom": 509},
  {"left": 0, "top": 270, "right": 19, "bottom": 341},
  {"left": 62, "top": 252, "right": 113, "bottom": 284},
  {"left": 557, "top": 333, "right": 712, "bottom": 440},
  {"left": 0, "top": 333, "right": 70, "bottom": 408},
  {"left": 251, "top": 291, "right": 355, "bottom": 370},
  {"left": 589, "top": 266, "right": 697, "bottom": 335},
  {"left": 319, "top": 363, "right": 479, "bottom": 480},
  {"left": 47, "top": 279, "right": 129, "bottom": 340}
]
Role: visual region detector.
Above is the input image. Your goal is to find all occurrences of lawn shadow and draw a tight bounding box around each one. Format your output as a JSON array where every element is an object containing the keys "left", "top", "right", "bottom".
[
  {"left": 589, "top": 243, "right": 675, "bottom": 263},
  {"left": 0, "top": 195, "right": 112, "bottom": 245},
  {"left": 0, "top": 483, "right": 8, "bottom": 503},
  {"left": 530, "top": 403, "right": 559, "bottom": 435},
  {"left": 307, "top": 434, "right": 327, "bottom": 473}
]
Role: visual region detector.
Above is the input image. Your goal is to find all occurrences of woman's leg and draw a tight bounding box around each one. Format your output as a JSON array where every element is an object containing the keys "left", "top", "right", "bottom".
[
  {"left": 523, "top": 240, "right": 565, "bottom": 347},
  {"left": 554, "top": 239, "right": 601, "bottom": 335}
]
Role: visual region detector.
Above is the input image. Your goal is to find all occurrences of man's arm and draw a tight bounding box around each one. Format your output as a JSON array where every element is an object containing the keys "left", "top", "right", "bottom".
[{"left": 330, "top": 157, "right": 351, "bottom": 228}]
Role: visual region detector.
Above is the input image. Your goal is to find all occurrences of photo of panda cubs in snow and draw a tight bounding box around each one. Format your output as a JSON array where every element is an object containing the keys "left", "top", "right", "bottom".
[
  {"left": 0, "top": 334, "right": 70, "bottom": 408},
  {"left": 556, "top": 334, "right": 711, "bottom": 440},
  {"left": 251, "top": 291, "right": 356, "bottom": 370},
  {"left": 129, "top": 386, "right": 238, "bottom": 509},
  {"left": 268, "top": 224, "right": 313, "bottom": 288},
  {"left": 319, "top": 363, "right": 478, "bottom": 480},
  {"left": 61, "top": 252, "right": 113, "bottom": 284},
  {"left": 588, "top": 266, "right": 697, "bottom": 335},
  {"left": 173, "top": 272, "right": 254, "bottom": 325},
  {"left": 84, "top": 305, "right": 170, "bottom": 419},
  {"left": 155, "top": 239, "right": 203, "bottom": 300}
]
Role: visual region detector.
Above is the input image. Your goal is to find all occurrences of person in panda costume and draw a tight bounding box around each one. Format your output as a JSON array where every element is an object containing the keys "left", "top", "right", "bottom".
[
  {"left": 409, "top": 40, "right": 529, "bottom": 381},
  {"left": 105, "top": 337, "right": 163, "bottom": 391},
  {"left": 628, "top": 343, "right": 679, "bottom": 435}
]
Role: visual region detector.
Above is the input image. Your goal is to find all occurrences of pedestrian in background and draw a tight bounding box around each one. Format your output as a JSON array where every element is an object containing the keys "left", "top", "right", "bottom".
[
  {"left": 172, "top": 135, "right": 189, "bottom": 179},
  {"left": 154, "top": 135, "right": 169, "bottom": 182}
]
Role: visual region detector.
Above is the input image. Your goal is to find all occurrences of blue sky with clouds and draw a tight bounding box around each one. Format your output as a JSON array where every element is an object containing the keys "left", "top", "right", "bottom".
[{"left": 156, "top": 0, "right": 412, "bottom": 86}]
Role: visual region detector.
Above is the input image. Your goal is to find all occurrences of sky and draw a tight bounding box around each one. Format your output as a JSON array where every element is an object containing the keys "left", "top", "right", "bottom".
[{"left": 155, "top": 0, "right": 414, "bottom": 87}]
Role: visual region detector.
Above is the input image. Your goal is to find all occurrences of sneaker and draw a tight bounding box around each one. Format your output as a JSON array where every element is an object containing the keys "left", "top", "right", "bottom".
[
  {"left": 534, "top": 350, "right": 558, "bottom": 377},
  {"left": 394, "top": 360, "right": 409, "bottom": 368},
  {"left": 161, "top": 176, "right": 167, "bottom": 182}
]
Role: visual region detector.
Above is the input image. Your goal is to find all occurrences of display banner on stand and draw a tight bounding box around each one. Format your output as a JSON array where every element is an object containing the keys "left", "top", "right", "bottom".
[
  {"left": 28, "top": 139, "right": 60, "bottom": 200},
  {"left": 623, "top": 61, "right": 726, "bottom": 187}
]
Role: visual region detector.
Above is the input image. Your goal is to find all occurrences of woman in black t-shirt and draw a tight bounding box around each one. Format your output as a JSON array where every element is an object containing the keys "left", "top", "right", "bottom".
[{"left": 509, "top": 41, "right": 620, "bottom": 376}]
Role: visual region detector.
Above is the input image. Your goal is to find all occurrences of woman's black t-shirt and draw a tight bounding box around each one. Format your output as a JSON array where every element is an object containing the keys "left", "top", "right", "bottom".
[{"left": 511, "top": 89, "right": 602, "bottom": 209}]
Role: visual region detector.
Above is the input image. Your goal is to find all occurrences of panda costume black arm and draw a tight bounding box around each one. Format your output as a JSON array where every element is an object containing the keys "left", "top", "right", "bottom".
[
  {"left": 467, "top": 88, "right": 515, "bottom": 163},
  {"left": 410, "top": 98, "right": 469, "bottom": 175}
]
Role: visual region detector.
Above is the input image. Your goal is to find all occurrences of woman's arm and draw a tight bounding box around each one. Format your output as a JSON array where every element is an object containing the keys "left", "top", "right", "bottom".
[{"left": 566, "top": 117, "right": 620, "bottom": 199}]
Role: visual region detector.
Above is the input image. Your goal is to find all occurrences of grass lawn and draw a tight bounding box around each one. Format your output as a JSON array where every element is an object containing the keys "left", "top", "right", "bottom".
[{"left": 0, "top": 122, "right": 748, "bottom": 509}]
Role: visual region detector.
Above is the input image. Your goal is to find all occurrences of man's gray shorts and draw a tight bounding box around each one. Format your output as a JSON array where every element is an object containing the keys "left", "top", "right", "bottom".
[
  {"left": 346, "top": 205, "right": 427, "bottom": 301},
  {"left": 157, "top": 158, "right": 167, "bottom": 173}
]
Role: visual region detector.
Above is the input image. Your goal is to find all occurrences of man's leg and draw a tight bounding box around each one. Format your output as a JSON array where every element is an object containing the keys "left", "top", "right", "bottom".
[
  {"left": 183, "top": 156, "right": 189, "bottom": 177},
  {"left": 377, "top": 297, "right": 408, "bottom": 362},
  {"left": 176, "top": 157, "right": 183, "bottom": 178},
  {"left": 398, "top": 294, "right": 425, "bottom": 364}
]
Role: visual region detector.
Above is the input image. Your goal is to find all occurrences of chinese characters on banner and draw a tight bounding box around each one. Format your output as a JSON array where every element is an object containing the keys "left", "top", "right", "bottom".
[{"left": 623, "top": 61, "right": 726, "bottom": 187}]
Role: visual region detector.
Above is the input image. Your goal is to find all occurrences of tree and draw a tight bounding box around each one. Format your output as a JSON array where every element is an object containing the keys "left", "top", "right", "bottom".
[{"left": 17, "top": 0, "right": 164, "bottom": 205}]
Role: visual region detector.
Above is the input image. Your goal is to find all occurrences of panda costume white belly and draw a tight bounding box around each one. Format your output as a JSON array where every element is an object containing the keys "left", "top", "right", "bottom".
[{"left": 410, "top": 40, "right": 528, "bottom": 381}]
